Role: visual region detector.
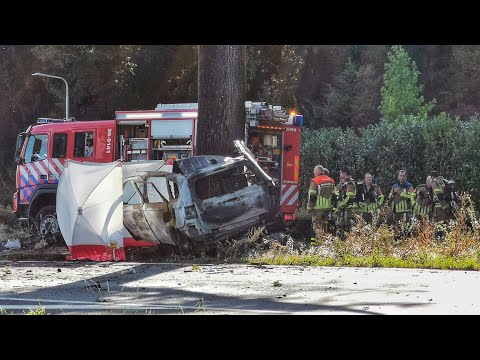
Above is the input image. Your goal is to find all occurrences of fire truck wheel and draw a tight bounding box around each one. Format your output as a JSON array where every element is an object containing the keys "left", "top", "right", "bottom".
[{"left": 34, "top": 205, "right": 62, "bottom": 244}]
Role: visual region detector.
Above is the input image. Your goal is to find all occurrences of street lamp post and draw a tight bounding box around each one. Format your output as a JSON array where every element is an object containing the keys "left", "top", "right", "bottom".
[{"left": 32, "top": 72, "right": 69, "bottom": 120}]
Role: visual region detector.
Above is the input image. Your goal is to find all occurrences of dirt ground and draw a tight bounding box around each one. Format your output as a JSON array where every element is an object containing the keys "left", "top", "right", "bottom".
[
  {"left": 0, "top": 245, "right": 70, "bottom": 262},
  {"left": 0, "top": 244, "right": 186, "bottom": 263},
  {"left": 0, "top": 220, "right": 312, "bottom": 264}
]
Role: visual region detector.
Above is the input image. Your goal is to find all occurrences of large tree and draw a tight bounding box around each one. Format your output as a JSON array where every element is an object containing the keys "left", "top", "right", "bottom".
[
  {"left": 380, "top": 45, "right": 435, "bottom": 122},
  {"left": 196, "top": 45, "right": 246, "bottom": 156},
  {"left": 351, "top": 63, "right": 382, "bottom": 127}
]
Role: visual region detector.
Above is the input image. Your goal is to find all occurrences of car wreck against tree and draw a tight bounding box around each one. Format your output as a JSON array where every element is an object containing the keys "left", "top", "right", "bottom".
[{"left": 123, "top": 140, "right": 281, "bottom": 251}]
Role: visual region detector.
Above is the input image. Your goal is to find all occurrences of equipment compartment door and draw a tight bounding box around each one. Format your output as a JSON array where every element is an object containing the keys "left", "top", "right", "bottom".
[{"left": 281, "top": 126, "right": 301, "bottom": 214}]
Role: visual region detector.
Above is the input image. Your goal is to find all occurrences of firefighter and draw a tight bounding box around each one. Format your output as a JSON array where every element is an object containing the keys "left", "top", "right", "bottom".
[
  {"left": 334, "top": 166, "right": 357, "bottom": 238},
  {"left": 430, "top": 170, "right": 451, "bottom": 224},
  {"left": 357, "top": 173, "right": 384, "bottom": 224},
  {"left": 307, "top": 165, "right": 335, "bottom": 241},
  {"left": 412, "top": 175, "right": 433, "bottom": 222},
  {"left": 322, "top": 168, "right": 334, "bottom": 230},
  {"left": 388, "top": 169, "right": 415, "bottom": 234}
]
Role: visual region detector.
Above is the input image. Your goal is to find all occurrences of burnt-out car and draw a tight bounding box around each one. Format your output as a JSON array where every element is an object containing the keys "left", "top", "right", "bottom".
[{"left": 123, "top": 140, "right": 280, "bottom": 250}]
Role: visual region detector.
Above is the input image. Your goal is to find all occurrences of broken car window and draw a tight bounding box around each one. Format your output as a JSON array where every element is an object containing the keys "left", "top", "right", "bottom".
[{"left": 195, "top": 166, "right": 251, "bottom": 200}]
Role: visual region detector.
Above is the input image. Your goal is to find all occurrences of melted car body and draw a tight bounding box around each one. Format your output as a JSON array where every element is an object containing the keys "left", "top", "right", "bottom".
[{"left": 123, "top": 140, "right": 280, "bottom": 247}]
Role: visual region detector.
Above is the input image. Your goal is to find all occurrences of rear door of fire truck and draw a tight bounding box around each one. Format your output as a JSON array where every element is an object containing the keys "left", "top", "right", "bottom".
[
  {"left": 69, "top": 123, "right": 116, "bottom": 163},
  {"left": 71, "top": 128, "right": 98, "bottom": 162},
  {"left": 281, "top": 125, "right": 301, "bottom": 219}
]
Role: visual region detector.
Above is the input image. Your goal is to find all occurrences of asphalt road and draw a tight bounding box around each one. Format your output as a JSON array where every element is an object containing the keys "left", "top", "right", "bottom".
[{"left": 0, "top": 261, "right": 479, "bottom": 314}]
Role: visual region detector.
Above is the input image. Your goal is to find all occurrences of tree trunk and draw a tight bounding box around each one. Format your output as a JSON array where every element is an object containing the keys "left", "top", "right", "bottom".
[{"left": 197, "top": 45, "right": 246, "bottom": 156}]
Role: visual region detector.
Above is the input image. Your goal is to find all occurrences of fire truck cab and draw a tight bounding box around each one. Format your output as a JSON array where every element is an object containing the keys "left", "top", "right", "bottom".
[{"left": 13, "top": 118, "right": 117, "bottom": 238}]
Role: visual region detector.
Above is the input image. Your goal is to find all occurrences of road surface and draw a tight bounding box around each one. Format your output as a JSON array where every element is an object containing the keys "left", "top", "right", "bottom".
[{"left": 0, "top": 261, "right": 478, "bottom": 314}]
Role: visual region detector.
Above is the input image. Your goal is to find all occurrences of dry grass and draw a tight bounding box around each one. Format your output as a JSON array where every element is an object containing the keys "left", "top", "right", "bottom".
[
  {"left": 216, "top": 226, "right": 266, "bottom": 261},
  {"left": 247, "top": 193, "right": 480, "bottom": 270},
  {"left": 3, "top": 193, "right": 479, "bottom": 271},
  {"left": 0, "top": 205, "right": 30, "bottom": 244}
]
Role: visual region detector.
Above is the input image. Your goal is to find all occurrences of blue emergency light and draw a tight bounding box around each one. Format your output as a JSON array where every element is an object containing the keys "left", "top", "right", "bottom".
[
  {"left": 37, "top": 117, "right": 67, "bottom": 124},
  {"left": 294, "top": 115, "right": 303, "bottom": 127}
]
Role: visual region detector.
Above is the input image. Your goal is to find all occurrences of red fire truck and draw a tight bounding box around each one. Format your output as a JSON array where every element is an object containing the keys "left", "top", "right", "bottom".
[{"left": 13, "top": 102, "right": 302, "bottom": 239}]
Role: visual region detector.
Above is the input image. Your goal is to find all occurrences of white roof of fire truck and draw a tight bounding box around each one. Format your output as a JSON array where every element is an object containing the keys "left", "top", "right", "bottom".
[
  {"left": 115, "top": 102, "right": 296, "bottom": 119},
  {"left": 115, "top": 104, "right": 198, "bottom": 121}
]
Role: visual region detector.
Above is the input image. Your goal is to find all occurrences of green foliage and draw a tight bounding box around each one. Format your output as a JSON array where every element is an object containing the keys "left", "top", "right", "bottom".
[
  {"left": 23, "top": 306, "right": 47, "bottom": 315},
  {"left": 0, "top": 306, "right": 49, "bottom": 315},
  {"left": 380, "top": 45, "right": 436, "bottom": 122},
  {"left": 250, "top": 253, "right": 480, "bottom": 270}
]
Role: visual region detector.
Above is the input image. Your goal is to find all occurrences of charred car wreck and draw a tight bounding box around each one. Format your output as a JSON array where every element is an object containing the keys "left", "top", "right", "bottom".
[{"left": 123, "top": 140, "right": 280, "bottom": 250}]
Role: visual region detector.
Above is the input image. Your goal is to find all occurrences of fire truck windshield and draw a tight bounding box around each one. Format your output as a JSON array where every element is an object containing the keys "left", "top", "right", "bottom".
[{"left": 24, "top": 134, "right": 49, "bottom": 163}]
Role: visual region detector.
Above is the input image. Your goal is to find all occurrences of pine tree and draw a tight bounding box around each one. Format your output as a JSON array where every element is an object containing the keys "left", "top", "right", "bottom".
[
  {"left": 380, "top": 45, "right": 435, "bottom": 122},
  {"left": 321, "top": 59, "right": 357, "bottom": 128}
]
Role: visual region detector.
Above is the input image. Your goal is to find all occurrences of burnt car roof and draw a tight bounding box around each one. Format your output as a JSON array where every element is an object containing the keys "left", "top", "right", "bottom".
[
  {"left": 175, "top": 155, "right": 230, "bottom": 176},
  {"left": 175, "top": 140, "right": 273, "bottom": 183}
]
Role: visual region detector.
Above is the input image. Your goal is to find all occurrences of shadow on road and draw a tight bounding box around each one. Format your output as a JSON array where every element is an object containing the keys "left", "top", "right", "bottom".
[{"left": 0, "top": 262, "right": 432, "bottom": 315}]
